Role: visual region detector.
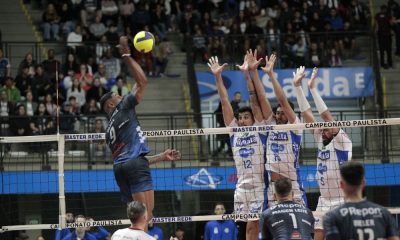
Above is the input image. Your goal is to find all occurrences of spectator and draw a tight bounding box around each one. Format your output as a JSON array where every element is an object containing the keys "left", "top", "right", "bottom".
[
  {"left": 309, "top": 12, "right": 324, "bottom": 33},
  {"left": 325, "top": 8, "right": 344, "bottom": 31},
  {"left": 104, "top": 24, "right": 119, "bottom": 43},
  {"left": 101, "top": 48, "right": 121, "bottom": 80},
  {"left": 67, "top": 25, "right": 83, "bottom": 53},
  {"left": 20, "top": 91, "right": 37, "bottom": 116},
  {"left": 10, "top": 104, "right": 30, "bottom": 136},
  {"left": 62, "top": 69, "right": 75, "bottom": 92},
  {"left": 230, "top": 91, "right": 242, "bottom": 115},
  {"left": 93, "top": 64, "right": 109, "bottom": 87},
  {"left": 41, "top": 49, "right": 61, "bottom": 80},
  {"left": 148, "top": 222, "right": 164, "bottom": 240},
  {"left": 59, "top": 102, "right": 77, "bottom": 133},
  {"left": 153, "top": 36, "right": 172, "bottom": 77},
  {"left": 119, "top": 0, "right": 135, "bottom": 29},
  {"left": 292, "top": 10, "right": 305, "bottom": 31},
  {"left": 89, "top": 14, "right": 108, "bottom": 40},
  {"left": 30, "top": 102, "right": 55, "bottom": 135},
  {"left": 95, "top": 35, "right": 111, "bottom": 63},
  {"left": 309, "top": 42, "right": 324, "bottom": 67},
  {"left": 63, "top": 215, "right": 96, "bottom": 240},
  {"left": 80, "top": 0, "right": 98, "bottom": 28},
  {"left": 75, "top": 64, "right": 93, "bottom": 91},
  {"left": 67, "top": 79, "right": 86, "bottom": 108},
  {"left": 86, "top": 77, "right": 107, "bottom": 102},
  {"left": 328, "top": 48, "right": 343, "bottom": 67},
  {"left": 389, "top": 0, "right": 400, "bottom": 56},
  {"left": 0, "top": 77, "right": 21, "bottom": 104},
  {"left": 34, "top": 64, "right": 52, "bottom": 101},
  {"left": 111, "top": 76, "right": 129, "bottom": 97},
  {"left": 89, "top": 118, "right": 108, "bottom": 157},
  {"left": 42, "top": 3, "right": 60, "bottom": 41},
  {"left": 59, "top": 2, "right": 76, "bottom": 38},
  {"left": 55, "top": 212, "right": 74, "bottom": 240},
  {"left": 0, "top": 48, "right": 11, "bottom": 85},
  {"left": 204, "top": 203, "right": 237, "bottom": 240},
  {"left": 192, "top": 27, "right": 207, "bottom": 63},
  {"left": 18, "top": 52, "right": 36, "bottom": 77},
  {"left": 152, "top": 4, "right": 168, "bottom": 40},
  {"left": 100, "top": 0, "right": 119, "bottom": 26},
  {"left": 83, "top": 98, "right": 100, "bottom": 116},
  {"left": 349, "top": 0, "right": 370, "bottom": 29},
  {"left": 208, "top": 37, "right": 224, "bottom": 59},
  {"left": 172, "top": 227, "right": 185, "bottom": 240},
  {"left": 266, "top": 19, "right": 279, "bottom": 55},
  {"left": 0, "top": 90, "right": 14, "bottom": 135},
  {"left": 45, "top": 93, "right": 57, "bottom": 116},
  {"left": 63, "top": 53, "right": 79, "bottom": 74},
  {"left": 340, "top": 22, "right": 357, "bottom": 58},
  {"left": 375, "top": 5, "right": 393, "bottom": 69},
  {"left": 86, "top": 217, "right": 110, "bottom": 240},
  {"left": 292, "top": 37, "right": 308, "bottom": 66},
  {"left": 15, "top": 65, "right": 34, "bottom": 98},
  {"left": 131, "top": 2, "right": 152, "bottom": 33},
  {"left": 212, "top": 102, "right": 231, "bottom": 157}
]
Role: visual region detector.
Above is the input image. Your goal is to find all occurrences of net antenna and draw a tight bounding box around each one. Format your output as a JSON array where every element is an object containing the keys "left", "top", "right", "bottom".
[{"left": 55, "top": 62, "right": 67, "bottom": 230}]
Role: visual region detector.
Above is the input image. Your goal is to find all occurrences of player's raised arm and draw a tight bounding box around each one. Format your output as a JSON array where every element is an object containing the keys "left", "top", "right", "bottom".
[
  {"left": 261, "top": 55, "right": 297, "bottom": 124},
  {"left": 253, "top": 53, "right": 273, "bottom": 121},
  {"left": 118, "top": 36, "right": 148, "bottom": 103},
  {"left": 207, "top": 56, "right": 234, "bottom": 126},
  {"left": 147, "top": 149, "right": 181, "bottom": 165},
  {"left": 237, "top": 51, "right": 263, "bottom": 123},
  {"left": 308, "top": 68, "right": 339, "bottom": 135},
  {"left": 293, "top": 66, "right": 315, "bottom": 124}
]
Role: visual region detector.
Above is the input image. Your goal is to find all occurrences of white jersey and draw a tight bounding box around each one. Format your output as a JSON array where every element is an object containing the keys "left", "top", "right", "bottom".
[
  {"left": 112, "top": 228, "right": 155, "bottom": 240},
  {"left": 314, "top": 128, "right": 352, "bottom": 199},
  {"left": 229, "top": 119, "right": 267, "bottom": 191}
]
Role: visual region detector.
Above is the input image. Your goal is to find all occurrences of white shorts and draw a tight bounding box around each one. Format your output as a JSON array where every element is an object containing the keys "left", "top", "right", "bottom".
[
  {"left": 234, "top": 188, "right": 266, "bottom": 221},
  {"left": 314, "top": 196, "right": 344, "bottom": 230},
  {"left": 267, "top": 180, "right": 306, "bottom": 207}
]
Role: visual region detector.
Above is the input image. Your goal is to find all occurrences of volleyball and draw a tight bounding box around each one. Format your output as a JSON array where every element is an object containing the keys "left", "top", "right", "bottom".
[{"left": 133, "top": 31, "right": 155, "bottom": 53}]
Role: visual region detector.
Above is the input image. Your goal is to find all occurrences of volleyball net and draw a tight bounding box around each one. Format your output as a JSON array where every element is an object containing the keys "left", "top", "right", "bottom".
[{"left": 1, "top": 117, "right": 400, "bottom": 234}]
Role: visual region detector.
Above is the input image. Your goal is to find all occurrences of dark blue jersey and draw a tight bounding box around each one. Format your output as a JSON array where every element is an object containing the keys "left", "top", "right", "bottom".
[
  {"left": 148, "top": 226, "right": 164, "bottom": 240},
  {"left": 323, "top": 200, "right": 398, "bottom": 240},
  {"left": 105, "top": 93, "right": 150, "bottom": 164},
  {"left": 204, "top": 220, "right": 237, "bottom": 240},
  {"left": 260, "top": 200, "right": 314, "bottom": 240}
]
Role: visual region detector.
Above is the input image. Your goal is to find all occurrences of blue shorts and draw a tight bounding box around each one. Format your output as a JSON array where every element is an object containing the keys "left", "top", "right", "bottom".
[{"left": 113, "top": 156, "right": 154, "bottom": 203}]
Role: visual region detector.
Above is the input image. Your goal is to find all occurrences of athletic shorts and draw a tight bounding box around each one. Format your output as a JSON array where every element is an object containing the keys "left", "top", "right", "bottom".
[
  {"left": 234, "top": 188, "right": 267, "bottom": 221},
  {"left": 314, "top": 196, "right": 344, "bottom": 229},
  {"left": 113, "top": 155, "right": 154, "bottom": 203}
]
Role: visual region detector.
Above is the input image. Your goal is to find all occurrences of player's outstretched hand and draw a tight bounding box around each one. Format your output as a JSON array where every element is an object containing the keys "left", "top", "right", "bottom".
[
  {"left": 246, "top": 49, "right": 263, "bottom": 70},
  {"left": 261, "top": 54, "right": 276, "bottom": 75},
  {"left": 292, "top": 66, "right": 306, "bottom": 87},
  {"left": 207, "top": 56, "right": 228, "bottom": 76},
  {"left": 163, "top": 149, "right": 181, "bottom": 161},
  {"left": 308, "top": 67, "right": 318, "bottom": 89},
  {"left": 236, "top": 54, "right": 249, "bottom": 72},
  {"left": 117, "top": 36, "right": 131, "bottom": 56}
]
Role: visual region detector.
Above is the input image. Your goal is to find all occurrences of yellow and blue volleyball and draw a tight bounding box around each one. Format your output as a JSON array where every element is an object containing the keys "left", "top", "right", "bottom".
[{"left": 133, "top": 31, "right": 155, "bottom": 53}]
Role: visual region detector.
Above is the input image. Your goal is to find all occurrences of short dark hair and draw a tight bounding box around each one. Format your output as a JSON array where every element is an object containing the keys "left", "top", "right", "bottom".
[
  {"left": 340, "top": 162, "right": 365, "bottom": 186},
  {"left": 238, "top": 106, "right": 253, "bottom": 118},
  {"left": 275, "top": 178, "right": 292, "bottom": 197},
  {"left": 274, "top": 101, "right": 295, "bottom": 113},
  {"left": 127, "top": 201, "right": 146, "bottom": 224},
  {"left": 99, "top": 92, "right": 114, "bottom": 112}
]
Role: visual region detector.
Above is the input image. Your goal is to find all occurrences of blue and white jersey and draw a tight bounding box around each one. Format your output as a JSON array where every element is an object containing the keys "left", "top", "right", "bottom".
[
  {"left": 229, "top": 119, "right": 268, "bottom": 192},
  {"left": 105, "top": 93, "right": 150, "bottom": 164},
  {"left": 314, "top": 128, "right": 352, "bottom": 199},
  {"left": 148, "top": 226, "right": 163, "bottom": 240}
]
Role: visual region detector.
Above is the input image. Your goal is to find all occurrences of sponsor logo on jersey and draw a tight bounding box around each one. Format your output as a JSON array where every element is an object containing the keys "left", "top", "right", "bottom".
[
  {"left": 270, "top": 143, "right": 285, "bottom": 153},
  {"left": 339, "top": 207, "right": 383, "bottom": 217},
  {"left": 239, "top": 148, "right": 255, "bottom": 158},
  {"left": 184, "top": 168, "right": 223, "bottom": 189},
  {"left": 270, "top": 132, "right": 288, "bottom": 141},
  {"left": 236, "top": 135, "right": 257, "bottom": 147},
  {"left": 317, "top": 163, "right": 328, "bottom": 174},
  {"left": 318, "top": 150, "right": 330, "bottom": 160},
  {"left": 291, "top": 231, "right": 302, "bottom": 239}
]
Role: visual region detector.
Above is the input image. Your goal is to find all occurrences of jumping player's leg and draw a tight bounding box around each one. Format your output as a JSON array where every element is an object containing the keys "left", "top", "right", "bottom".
[
  {"left": 314, "top": 229, "right": 324, "bottom": 240},
  {"left": 246, "top": 220, "right": 259, "bottom": 240},
  {"left": 133, "top": 190, "right": 154, "bottom": 221}
]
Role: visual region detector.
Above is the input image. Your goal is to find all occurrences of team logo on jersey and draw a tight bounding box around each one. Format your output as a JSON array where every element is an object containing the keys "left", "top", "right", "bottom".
[
  {"left": 317, "top": 163, "right": 328, "bottom": 174},
  {"left": 239, "top": 148, "right": 255, "bottom": 158},
  {"left": 184, "top": 168, "right": 223, "bottom": 189},
  {"left": 291, "top": 231, "right": 302, "bottom": 239},
  {"left": 236, "top": 135, "right": 257, "bottom": 147},
  {"left": 270, "top": 132, "right": 288, "bottom": 141},
  {"left": 318, "top": 150, "right": 330, "bottom": 160},
  {"left": 270, "top": 143, "right": 285, "bottom": 153}
]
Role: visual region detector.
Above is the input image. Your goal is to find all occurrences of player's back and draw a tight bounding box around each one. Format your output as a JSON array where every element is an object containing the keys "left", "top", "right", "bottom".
[
  {"left": 261, "top": 200, "right": 314, "bottom": 240},
  {"left": 111, "top": 228, "right": 155, "bottom": 240},
  {"left": 324, "top": 200, "right": 398, "bottom": 240}
]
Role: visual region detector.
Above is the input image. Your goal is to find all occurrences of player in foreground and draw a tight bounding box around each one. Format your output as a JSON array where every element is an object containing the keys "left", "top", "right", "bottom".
[
  {"left": 208, "top": 54, "right": 267, "bottom": 240},
  {"left": 323, "top": 162, "right": 399, "bottom": 240},
  {"left": 100, "top": 36, "right": 181, "bottom": 225},
  {"left": 293, "top": 67, "right": 352, "bottom": 240},
  {"left": 250, "top": 51, "right": 306, "bottom": 206},
  {"left": 111, "top": 201, "right": 155, "bottom": 240},
  {"left": 260, "top": 178, "right": 314, "bottom": 240}
]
